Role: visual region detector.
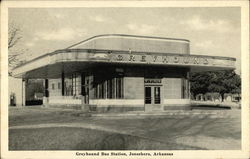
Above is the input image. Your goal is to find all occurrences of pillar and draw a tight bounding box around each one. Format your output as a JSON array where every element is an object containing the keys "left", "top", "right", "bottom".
[
  {"left": 21, "top": 79, "right": 26, "bottom": 106},
  {"left": 81, "top": 73, "right": 86, "bottom": 96},
  {"left": 43, "top": 79, "right": 49, "bottom": 107},
  {"left": 88, "top": 74, "right": 94, "bottom": 102},
  {"left": 62, "top": 72, "right": 65, "bottom": 96},
  {"left": 45, "top": 79, "right": 49, "bottom": 97}
]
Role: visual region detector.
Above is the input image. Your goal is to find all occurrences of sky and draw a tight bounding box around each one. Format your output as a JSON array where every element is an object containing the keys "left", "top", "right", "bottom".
[{"left": 9, "top": 7, "right": 241, "bottom": 73}]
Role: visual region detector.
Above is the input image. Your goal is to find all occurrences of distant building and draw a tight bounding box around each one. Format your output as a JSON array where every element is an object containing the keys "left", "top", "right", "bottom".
[
  {"left": 12, "top": 34, "right": 236, "bottom": 112},
  {"left": 9, "top": 77, "right": 23, "bottom": 106},
  {"left": 34, "top": 92, "right": 44, "bottom": 100}
]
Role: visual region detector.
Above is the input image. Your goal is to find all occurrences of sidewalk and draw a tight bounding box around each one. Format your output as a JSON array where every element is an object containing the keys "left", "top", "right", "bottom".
[{"left": 90, "top": 109, "right": 240, "bottom": 119}]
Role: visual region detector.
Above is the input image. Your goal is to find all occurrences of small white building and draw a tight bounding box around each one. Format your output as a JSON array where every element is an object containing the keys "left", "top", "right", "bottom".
[{"left": 9, "top": 76, "right": 23, "bottom": 106}]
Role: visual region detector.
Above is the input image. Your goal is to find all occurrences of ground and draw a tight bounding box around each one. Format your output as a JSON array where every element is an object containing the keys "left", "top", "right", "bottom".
[{"left": 8, "top": 106, "right": 241, "bottom": 150}]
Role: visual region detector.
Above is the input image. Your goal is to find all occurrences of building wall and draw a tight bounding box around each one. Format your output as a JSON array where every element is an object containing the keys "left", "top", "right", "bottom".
[
  {"left": 124, "top": 77, "right": 144, "bottom": 100},
  {"left": 163, "top": 77, "right": 190, "bottom": 109},
  {"left": 45, "top": 65, "right": 190, "bottom": 111},
  {"left": 48, "top": 79, "right": 61, "bottom": 97},
  {"left": 163, "top": 78, "right": 182, "bottom": 99},
  {"left": 49, "top": 96, "right": 81, "bottom": 105}
]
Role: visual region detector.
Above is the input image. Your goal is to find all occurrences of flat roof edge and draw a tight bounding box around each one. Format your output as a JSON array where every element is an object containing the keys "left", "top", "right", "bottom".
[
  {"left": 12, "top": 49, "right": 236, "bottom": 72},
  {"left": 55, "top": 49, "right": 236, "bottom": 61}
]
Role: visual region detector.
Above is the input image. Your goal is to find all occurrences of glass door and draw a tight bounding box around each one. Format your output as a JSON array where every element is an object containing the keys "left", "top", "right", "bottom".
[
  {"left": 145, "top": 86, "right": 161, "bottom": 105},
  {"left": 145, "top": 87, "right": 152, "bottom": 104},
  {"left": 154, "top": 87, "right": 161, "bottom": 104}
]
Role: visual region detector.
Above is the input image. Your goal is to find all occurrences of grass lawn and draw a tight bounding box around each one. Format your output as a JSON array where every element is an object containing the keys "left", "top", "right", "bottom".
[
  {"left": 9, "top": 107, "right": 86, "bottom": 126},
  {"left": 8, "top": 106, "right": 241, "bottom": 150},
  {"left": 9, "top": 127, "right": 202, "bottom": 150}
]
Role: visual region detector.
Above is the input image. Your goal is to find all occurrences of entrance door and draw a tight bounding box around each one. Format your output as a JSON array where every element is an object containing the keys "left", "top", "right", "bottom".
[
  {"left": 145, "top": 86, "right": 162, "bottom": 111},
  {"left": 145, "top": 87, "right": 152, "bottom": 104},
  {"left": 144, "top": 86, "right": 161, "bottom": 105},
  {"left": 154, "top": 87, "right": 161, "bottom": 104}
]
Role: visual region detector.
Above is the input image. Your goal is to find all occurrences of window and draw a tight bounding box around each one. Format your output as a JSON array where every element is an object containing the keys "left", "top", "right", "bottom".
[
  {"left": 52, "top": 83, "right": 55, "bottom": 90},
  {"left": 112, "top": 78, "right": 116, "bottom": 98},
  {"left": 64, "top": 73, "right": 81, "bottom": 96},
  {"left": 154, "top": 87, "right": 161, "bottom": 104},
  {"left": 116, "top": 77, "right": 124, "bottom": 98},
  {"left": 94, "top": 76, "right": 124, "bottom": 99},
  {"left": 58, "top": 83, "right": 61, "bottom": 89},
  {"left": 107, "top": 79, "right": 113, "bottom": 99},
  {"left": 182, "top": 78, "right": 189, "bottom": 99},
  {"left": 94, "top": 84, "right": 98, "bottom": 98},
  {"left": 145, "top": 87, "right": 151, "bottom": 104},
  {"left": 98, "top": 82, "right": 105, "bottom": 99},
  {"left": 64, "top": 77, "right": 73, "bottom": 96},
  {"left": 64, "top": 81, "right": 72, "bottom": 96}
]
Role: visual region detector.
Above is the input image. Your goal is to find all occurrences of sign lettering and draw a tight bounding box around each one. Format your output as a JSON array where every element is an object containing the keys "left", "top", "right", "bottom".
[
  {"left": 141, "top": 55, "right": 146, "bottom": 62},
  {"left": 203, "top": 58, "right": 209, "bottom": 64},
  {"left": 117, "top": 55, "right": 123, "bottom": 61},
  {"left": 144, "top": 79, "right": 162, "bottom": 83},
  {"left": 110, "top": 53, "right": 212, "bottom": 66},
  {"left": 162, "top": 56, "right": 169, "bottom": 63},
  {"left": 174, "top": 56, "right": 179, "bottom": 63},
  {"left": 183, "top": 57, "right": 189, "bottom": 64},
  {"left": 129, "top": 55, "right": 135, "bottom": 61},
  {"left": 152, "top": 55, "right": 157, "bottom": 62},
  {"left": 194, "top": 57, "right": 199, "bottom": 64}
]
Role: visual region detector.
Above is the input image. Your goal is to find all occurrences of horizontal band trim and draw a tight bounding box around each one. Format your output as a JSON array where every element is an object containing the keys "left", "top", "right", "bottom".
[
  {"left": 12, "top": 51, "right": 236, "bottom": 78},
  {"left": 48, "top": 98, "right": 81, "bottom": 105},
  {"left": 89, "top": 99, "right": 144, "bottom": 106},
  {"left": 164, "top": 99, "right": 191, "bottom": 105}
]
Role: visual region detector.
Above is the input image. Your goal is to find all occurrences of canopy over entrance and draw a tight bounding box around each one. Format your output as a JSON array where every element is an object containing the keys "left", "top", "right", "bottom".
[{"left": 12, "top": 48, "right": 235, "bottom": 79}]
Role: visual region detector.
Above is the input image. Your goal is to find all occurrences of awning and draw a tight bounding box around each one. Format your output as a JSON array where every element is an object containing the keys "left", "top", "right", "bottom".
[{"left": 12, "top": 49, "right": 236, "bottom": 79}]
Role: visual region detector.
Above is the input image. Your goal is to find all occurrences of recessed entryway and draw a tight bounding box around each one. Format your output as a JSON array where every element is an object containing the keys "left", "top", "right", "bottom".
[{"left": 144, "top": 78, "right": 163, "bottom": 111}]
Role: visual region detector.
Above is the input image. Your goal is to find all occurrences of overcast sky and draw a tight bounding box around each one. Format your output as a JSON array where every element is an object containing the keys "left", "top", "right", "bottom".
[{"left": 9, "top": 7, "right": 241, "bottom": 73}]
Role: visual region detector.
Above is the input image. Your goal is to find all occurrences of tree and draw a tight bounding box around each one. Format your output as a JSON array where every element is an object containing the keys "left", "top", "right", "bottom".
[
  {"left": 224, "top": 71, "right": 241, "bottom": 102},
  {"left": 207, "top": 70, "right": 241, "bottom": 102},
  {"left": 190, "top": 70, "right": 241, "bottom": 102},
  {"left": 8, "top": 23, "right": 26, "bottom": 76},
  {"left": 190, "top": 71, "right": 213, "bottom": 99},
  {"left": 8, "top": 24, "right": 22, "bottom": 50}
]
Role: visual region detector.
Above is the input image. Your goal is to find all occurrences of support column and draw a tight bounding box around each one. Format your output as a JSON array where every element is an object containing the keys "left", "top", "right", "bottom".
[
  {"left": 21, "top": 79, "right": 26, "bottom": 107},
  {"left": 61, "top": 72, "right": 65, "bottom": 96},
  {"left": 45, "top": 79, "right": 49, "bottom": 97},
  {"left": 88, "top": 74, "right": 94, "bottom": 102},
  {"left": 81, "top": 73, "right": 86, "bottom": 105},
  {"left": 43, "top": 79, "right": 49, "bottom": 107},
  {"left": 81, "top": 73, "right": 86, "bottom": 96}
]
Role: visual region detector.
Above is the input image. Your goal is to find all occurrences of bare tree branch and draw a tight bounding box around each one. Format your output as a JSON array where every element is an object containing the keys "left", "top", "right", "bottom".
[
  {"left": 8, "top": 36, "right": 22, "bottom": 49},
  {"left": 8, "top": 26, "right": 22, "bottom": 49},
  {"left": 8, "top": 22, "right": 26, "bottom": 76}
]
